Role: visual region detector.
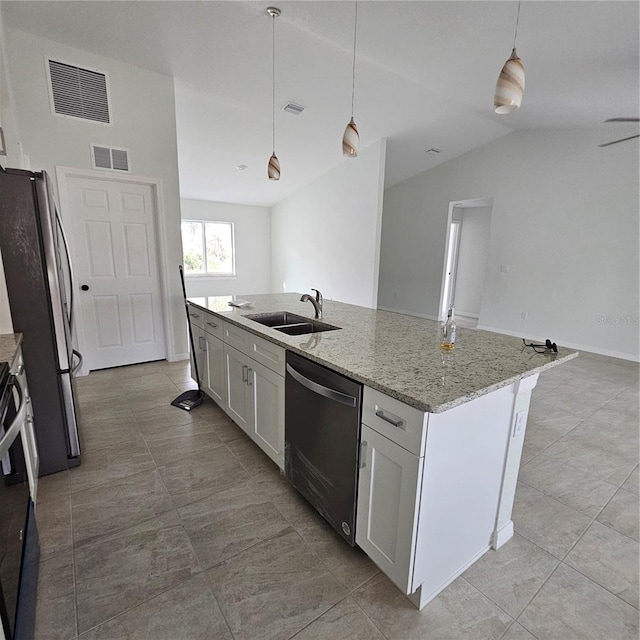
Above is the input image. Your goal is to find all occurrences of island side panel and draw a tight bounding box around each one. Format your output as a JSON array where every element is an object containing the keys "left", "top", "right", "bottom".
[
  {"left": 410, "top": 383, "right": 516, "bottom": 608},
  {"left": 492, "top": 373, "right": 538, "bottom": 548}
]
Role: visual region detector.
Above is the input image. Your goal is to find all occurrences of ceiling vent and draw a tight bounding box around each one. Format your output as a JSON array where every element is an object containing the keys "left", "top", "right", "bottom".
[
  {"left": 48, "top": 59, "right": 111, "bottom": 124},
  {"left": 91, "top": 144, "right": 129, "bottom": 172},
  {"left": 281, "top": 102, "right": 306, "bottom": 116}
]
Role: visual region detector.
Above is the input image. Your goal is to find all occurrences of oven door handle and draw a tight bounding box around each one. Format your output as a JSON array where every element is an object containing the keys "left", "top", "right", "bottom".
[
  {"left": 0, "top": 377, "right": 26, "bottom": 458},
  {"left": 286, "top": 363, "right": 357, "bottom": 407}
]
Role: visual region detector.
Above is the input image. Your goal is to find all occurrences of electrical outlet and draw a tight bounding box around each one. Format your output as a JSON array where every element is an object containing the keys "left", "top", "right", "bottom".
[
  {"left": 521, "top": 311, "right": 528, "bottom": 320},
  {"left": 513, "top": 411, "right": 526, "bottom": 437}
]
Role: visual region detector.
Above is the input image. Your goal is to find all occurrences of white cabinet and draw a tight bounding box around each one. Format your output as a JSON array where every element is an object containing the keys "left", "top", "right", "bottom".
[
  {"left": 356, "top": 424, "right": 423, "bottom": 593},
  {"left": 186, "top": 307, "right": 285, "bottom": 467},
  {"left": 204, "top": 332, "right": 225, "bottom": 406},
  {"left": 357, "top": 381, "right": 536, "bottom": 610},
  {"left": 190, "top": 323, "right": 207, "bottom": 387},
  {"left": 247, "top": 358, "right": 285, "bottom": 466},
  {"left": 188, "top": 304, "right": 226, "bottom": 409},
  {"left": 224, "top": 344, "right": 253, "bottom": 433},
  {"left": 224, "top": 342, "right": 284, "bottom": 468}
]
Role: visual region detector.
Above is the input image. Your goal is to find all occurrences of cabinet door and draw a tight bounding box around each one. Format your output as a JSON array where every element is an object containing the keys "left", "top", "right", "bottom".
[
  {"left": 247, "top": 359, "right": 284, "bottom": 469},
  {"left": 204, "top": 333, "right": 225, "bottom": 407},
  {"left": 190, "top": 324, "right": 207, "bottom": 387},
  {"left": 224, "top": 345, "right": 252, "bottom": 434},
  {"left": 356, "top": 424, "right": 423, "bottom": 594}
]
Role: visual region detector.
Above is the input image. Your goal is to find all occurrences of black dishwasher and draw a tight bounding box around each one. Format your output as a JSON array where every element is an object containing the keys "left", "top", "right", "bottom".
[{"left": 285, "top": 351, "right": 363, "bottom": 546}]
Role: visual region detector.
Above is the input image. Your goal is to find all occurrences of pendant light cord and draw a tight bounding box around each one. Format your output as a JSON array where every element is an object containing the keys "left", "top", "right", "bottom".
[
  {"left": 350, "top": 0, "right": 358, "bottom": 118},
  {"left": 272, "top": 13, "right": 276, "bottom": 154},
  {"left": 512, "top": 0, "right": 521, "bottom": 49}
]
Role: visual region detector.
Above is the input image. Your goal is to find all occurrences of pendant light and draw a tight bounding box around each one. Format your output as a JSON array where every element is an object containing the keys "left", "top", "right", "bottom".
[
  {"left": 267, "top": 7, "right": 281, "bottom": 180},
  {"left": 494, "top": 0, "right": 525, "bottom": 114},
  {"left": 342, "top": 1, "right": 359, "bottom": 157}
]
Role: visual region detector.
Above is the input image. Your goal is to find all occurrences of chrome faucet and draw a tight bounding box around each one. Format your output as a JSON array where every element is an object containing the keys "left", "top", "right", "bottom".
[{"left": 300, "top": 288, "right": 323, "bottom": 319}]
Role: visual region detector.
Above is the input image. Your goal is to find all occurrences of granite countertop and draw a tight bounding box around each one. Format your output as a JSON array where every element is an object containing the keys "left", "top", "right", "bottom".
[
  {"left": 188, "top": 293, "right": 578, "bottom": 413},
  {"left": 0, "top": 333, "right": 22, "bottom": 369}
]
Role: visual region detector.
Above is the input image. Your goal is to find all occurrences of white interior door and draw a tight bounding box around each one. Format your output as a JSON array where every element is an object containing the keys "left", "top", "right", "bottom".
[
  {"left": 67, "top": 176, "right": 166, "bottom": 370},
  {"left": 441, "top": 220, "right": 461, "bottom": 319}
]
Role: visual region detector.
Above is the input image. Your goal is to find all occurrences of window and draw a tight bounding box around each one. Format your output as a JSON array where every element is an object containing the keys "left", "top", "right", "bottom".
[{"left": 181, "top": 220, "right": 235, "bottom": 276}]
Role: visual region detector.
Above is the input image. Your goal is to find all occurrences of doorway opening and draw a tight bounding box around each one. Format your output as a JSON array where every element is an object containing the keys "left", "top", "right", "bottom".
[{"left": 439, "top": 197, "right": 493, "bottom": 328}]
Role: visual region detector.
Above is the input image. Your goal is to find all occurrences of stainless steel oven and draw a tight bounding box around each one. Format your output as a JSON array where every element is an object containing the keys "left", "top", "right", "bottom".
[
  {"left": 0, "top": 363, "right": 39, "bottom": 640},
  {"left": 284, "top": 351, "right": 363, "bottom": 546}
]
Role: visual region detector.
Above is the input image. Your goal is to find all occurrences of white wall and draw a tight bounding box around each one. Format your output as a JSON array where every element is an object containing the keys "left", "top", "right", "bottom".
[
  {"left": 181, "top": 199, "right": 271, "bottom": 298},
  {"left": 454, "top": 206, "right": 492, "bottom": 318},
  {"left": 6, "top": 29, "right": 187, "bottom": 360},
  {"left": 0, "top": 8, "right": 22, "bottom": 170},
  {"left": 0, "top": 7, "right": 24, "bottom": 334},
  {"left": 271, "top": 139, "right": 387, "bottom": 308},
  {"left": 379, "top": 129, "right": 639, "bottom": 360}
]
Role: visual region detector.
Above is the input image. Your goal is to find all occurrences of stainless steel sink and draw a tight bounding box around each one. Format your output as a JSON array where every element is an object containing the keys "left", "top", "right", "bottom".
[{"left": 245, "top": 311, "right": 341, "bottom": 335}]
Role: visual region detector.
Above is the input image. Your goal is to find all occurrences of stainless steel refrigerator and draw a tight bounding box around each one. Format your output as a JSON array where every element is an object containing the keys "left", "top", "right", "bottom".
[{"left": 0, "top": 167, "right": 82, "bottom": 475}]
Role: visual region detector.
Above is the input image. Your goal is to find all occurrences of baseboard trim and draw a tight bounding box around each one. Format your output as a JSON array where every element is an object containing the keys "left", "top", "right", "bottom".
[
  {"left": 169, "top": 352, "right": 190, "bottom": 362},
  {"left": 409, "top": 543, "right": 492, "bottom": 610},
  {"left": 491, "top": 520, "right": 514, "bottom": 549},
  {"left": 476, "top": 324, "right": 639, "bottom": 363},
  {"left": 377, "top": 306, "right": 440, "bottom": 322}
]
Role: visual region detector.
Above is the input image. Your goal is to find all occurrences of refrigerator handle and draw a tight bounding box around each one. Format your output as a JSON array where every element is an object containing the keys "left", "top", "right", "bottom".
[
  {"left": 71, "top": 349, "right": 83, "bottom": 376},
  {"left": 55, "top": 210, "right": 75, "bottom": 331}
]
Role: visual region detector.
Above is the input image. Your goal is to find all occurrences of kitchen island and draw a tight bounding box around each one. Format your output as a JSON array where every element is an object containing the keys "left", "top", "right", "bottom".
[{"left": 187, "top": 293, "right": 578, "bottom": 609}]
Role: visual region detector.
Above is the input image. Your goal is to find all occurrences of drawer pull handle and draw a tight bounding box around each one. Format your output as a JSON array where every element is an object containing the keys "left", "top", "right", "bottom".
[
  {"left": 190, "top": 313, "right": 200, "bottom": 319},
  {"left": 206, "top": 321, "right": 218, "bottom": 328},
  {"left": 359, "top": 440, "right": 368, "bottom": 468},
  {"left": 242, "top": 365, "right": 248, "bottom": 383},
  {"left": 198, "top": 336, "right": 206, "bottom": 350},
  {"left": 247, "top": 368, "right": 253, "bottom": 386},
  {"left": 375, "top": 408, "right": 405, "bottom": 429}
]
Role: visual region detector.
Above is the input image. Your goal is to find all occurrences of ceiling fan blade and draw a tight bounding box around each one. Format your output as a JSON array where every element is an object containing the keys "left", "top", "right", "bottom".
[
  {"left": 598, "top": 134, "right": 640, "bottom": 148},
  {"left": 605, "top": 117, "right": 640, "bottom": 122}
]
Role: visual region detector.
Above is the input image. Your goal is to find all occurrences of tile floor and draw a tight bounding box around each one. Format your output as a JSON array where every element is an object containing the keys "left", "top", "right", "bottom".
[{"left": 33, "top": 352, "right": 639, "bottom": 639}]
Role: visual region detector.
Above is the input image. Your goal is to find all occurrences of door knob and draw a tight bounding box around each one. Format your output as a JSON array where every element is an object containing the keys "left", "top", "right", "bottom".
[{"left": 81, "top": 284, "right": 90, "bottom": 291}]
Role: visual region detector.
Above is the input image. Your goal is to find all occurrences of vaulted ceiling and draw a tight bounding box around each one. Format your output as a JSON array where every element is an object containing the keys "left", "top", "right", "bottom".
[{"left": 3, "top": 1, "right": 639, "bottom": 206}]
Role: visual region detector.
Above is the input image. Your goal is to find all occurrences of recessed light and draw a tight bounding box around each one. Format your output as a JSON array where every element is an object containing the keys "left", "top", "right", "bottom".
[{"left": 236, "top": 164, "right": 248, "bottom": 171}]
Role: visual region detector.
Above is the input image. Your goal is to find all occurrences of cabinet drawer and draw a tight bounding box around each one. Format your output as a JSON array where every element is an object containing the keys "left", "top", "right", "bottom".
[
  {"left": 223, "top": 321, "right": 251, "bottom": 353},
  {"left": 223, "top": 322, "right": 285, "bottom": 376},
  {"left": 201, "top": 311, "right": 224, "bottom": 340},
  {"left": 250, "top": 334, "right": 286, "bottom": 376},
  {"left": 187, "top": 304, "right": 205, "bottom": 329},
  {"left": 363, "top": 386, "right": 427, "bottom": 457}
]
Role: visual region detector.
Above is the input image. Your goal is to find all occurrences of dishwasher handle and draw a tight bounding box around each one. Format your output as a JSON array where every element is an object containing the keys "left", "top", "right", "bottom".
[{"left": 286, "top": 363, "right": 357, "bottom": 407}]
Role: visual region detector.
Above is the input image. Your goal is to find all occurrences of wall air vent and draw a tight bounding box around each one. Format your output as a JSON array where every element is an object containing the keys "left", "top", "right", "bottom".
[
  {"left": 47, "top": 59, "right": 111, "bottom": 124},
  {"left": 90, "top": 144, "right": 130, "bottom": 172},
  {"left": 282, "top": 102, "right": 306, "bottom": 116}
]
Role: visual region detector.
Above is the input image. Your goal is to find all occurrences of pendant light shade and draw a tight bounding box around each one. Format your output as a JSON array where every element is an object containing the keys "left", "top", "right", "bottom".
[
  {"left": 343, "top": 1, "right": 359, "bottom": 157},
  {"left": 268, "top": 153, "right": 280, "bottom": 181},
  {"left": 494, "top": 48, "right": 525, "bottom": 114},
  {"left": 267, "top": 7, "right": 281, "bottom": 180},
  {"left": 342, "top": 117, "right": 359, "bottom": 157},
  {"left": 494, "top": 1, "right": 524, "bottom": 114}
]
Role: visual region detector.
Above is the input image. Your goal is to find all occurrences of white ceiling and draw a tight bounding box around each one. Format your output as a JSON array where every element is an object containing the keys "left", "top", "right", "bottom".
[{"left": 3, "top": 1, "right": 639, "bottom": 207}]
